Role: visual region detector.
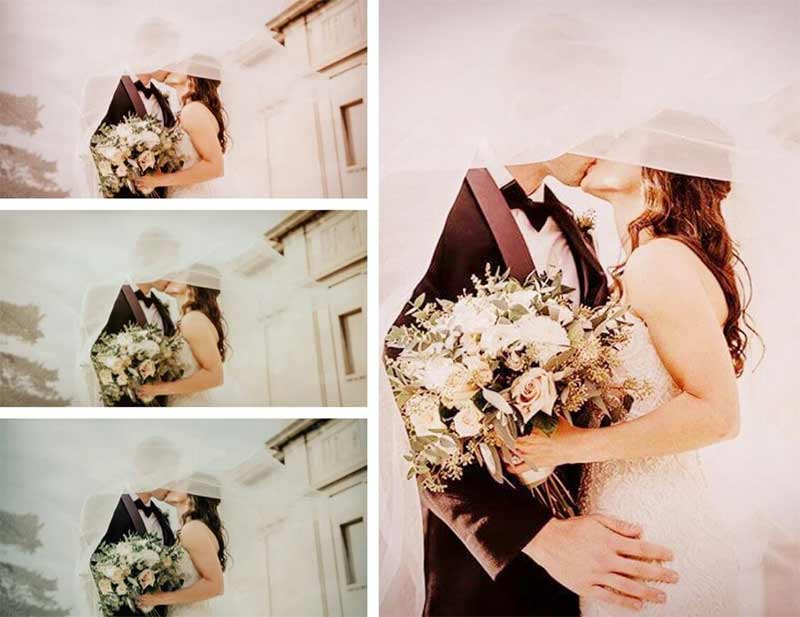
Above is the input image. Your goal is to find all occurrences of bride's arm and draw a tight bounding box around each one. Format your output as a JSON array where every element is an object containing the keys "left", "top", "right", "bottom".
[
  {"left": 135, "top": 102, "right": 224, "bottom": 190},
  {"left": 137, "top": 312, "right": 223, "bottom": 398},
  {"left": 512, "top": 240, "right": 740, "bottom": 468},
  {"left": 137, "top": 522, "right": 223, "bottom": 609}
]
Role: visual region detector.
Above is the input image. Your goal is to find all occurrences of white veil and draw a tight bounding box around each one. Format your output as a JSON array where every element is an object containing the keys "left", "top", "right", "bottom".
[
  {"left": 76, "top": 433, "right": 312, "bottom": 617},
  {"left": 380, "top": 2, "right": 800, "bottom": 615},
  {"left": 76, "top": 7, "right": 327, "bottom": 197},
  {"left": 75, "top": 217, "right": 321, "bottom": 407}
]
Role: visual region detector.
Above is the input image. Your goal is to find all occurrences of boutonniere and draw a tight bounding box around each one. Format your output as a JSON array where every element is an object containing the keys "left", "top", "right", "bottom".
[{"left": 576, "top": 210, "right": 596, "bottom": 234}]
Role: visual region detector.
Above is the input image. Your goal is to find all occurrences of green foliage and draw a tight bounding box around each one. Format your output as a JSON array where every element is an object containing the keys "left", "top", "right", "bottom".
[
  {"left": 0, "top": 510, "right": 44, "bottom": 553},
  {"left": 0, "top": 92, "right": 43, "bottom": 134},
  {"left": 0, "top": 144, "right": 69, "bottom": 198},
  {"left": 0, "top": 352, "right": 69, "bottom": 406}
]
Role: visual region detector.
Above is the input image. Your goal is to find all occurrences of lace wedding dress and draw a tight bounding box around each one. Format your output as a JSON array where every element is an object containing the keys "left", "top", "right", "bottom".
[
  {"left": 169, "top": 544, "right": 213, "bottom": 617},
  {"left": 168, "top": 123, "right": 222, "bottom": 199},
  {"left": 579, "top": 313, "right": 737, "bottom": 617},
  {"left": 168, "top": 329, "right": 215, "bottom": 407}
]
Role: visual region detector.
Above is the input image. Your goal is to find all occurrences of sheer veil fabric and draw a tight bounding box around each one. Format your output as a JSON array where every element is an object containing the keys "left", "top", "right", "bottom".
[
  {"left": 75, "top": 434, "right": 314, "bottom": 617},
  {"left": 76, "top": 6, "right": 327, "bottom": 197},
  {"left": 380, "top": 2, "right": 800, "bottom": 615},
  {"left": 75, "top": 221, "right": 322, "bottom": 407}
]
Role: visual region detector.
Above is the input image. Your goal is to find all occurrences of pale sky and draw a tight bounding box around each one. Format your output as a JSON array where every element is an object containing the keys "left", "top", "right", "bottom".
[
  {"left": 0, "top": 210, "right": 289, "bottom": 402},
  {"left": 0, "top": 419, "right": 291, "bottom": 614}
]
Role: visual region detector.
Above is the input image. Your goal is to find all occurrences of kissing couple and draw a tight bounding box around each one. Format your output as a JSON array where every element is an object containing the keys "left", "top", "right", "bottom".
[{"left": 387, "top": 113, "right": 752, "bottom": 615}]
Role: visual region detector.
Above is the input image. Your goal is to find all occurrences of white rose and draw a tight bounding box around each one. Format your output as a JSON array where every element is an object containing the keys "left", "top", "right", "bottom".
[
  {"left": 515, "top": 315, "right": 570, "bottom": 362},
  {"left": 115, "top": 165, "right": 128, "bottom": 178},
  {"left": 479, "top": 323, "right": 520, "bottom": 358},
  {"left": 452, "top": 401, "right": 484, "bottom": 437},
  {"left": 405, "top": 393, "right": 446, "bottom": 437},
  {"left": 507, "top": 290, "right": 537, "bottom": 308},
  {"left": 448, "top": 298, "right": 498, "bottom": 336},
  {"left": 98, "top": 369, "right": 113, "bottom": 385},
  {"left": 115, "top": 582, "right": 128, "bottom": 595},
  {"left": 101, "top": 147, "right": 126, "bottom": 165},
  {"left": 136, "top": 340, "right": 161, "bottom": 358},
  {"left": 97, "top": 579, "right": 113, "bottom": 595},
  {"left": 139, "top": 549, "right": 161, "bottom": 567},
  {"left": 510, "top": 367, "right": 558, "bottom": 422},
  {"left": 117, "top": 334, "right": 133, "bottom": 349},
  {"left": 138, "top": 568, "right": 156, "bottom": 589},
  {"left": 440, "top": 364, "right": 479, "bottom": 406},
  {"left": 462, "top": 356, "right": 493, "bottom": 388},
  {"left": 137, "top": 131, "right": 160, "bottom": 148},
  {"left": 138, "top": 360, "right": 156, "bottom": 380},
  {"left": 116, "top": 543, "right": 133, "bottom": 558},
  {"left": 116, "top": 373, "right": 128, "bottom": 386},
  {"left": 115, "top": 124, "right": 133, "bottom": 138},
  {"left": 419, "top": 356, "right": 455, "bottom": 392}
]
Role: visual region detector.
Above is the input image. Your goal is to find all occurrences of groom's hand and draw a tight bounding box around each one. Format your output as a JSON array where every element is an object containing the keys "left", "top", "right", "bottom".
[{"left": 523, "top": 514, "right": 678, "bottom": 611}]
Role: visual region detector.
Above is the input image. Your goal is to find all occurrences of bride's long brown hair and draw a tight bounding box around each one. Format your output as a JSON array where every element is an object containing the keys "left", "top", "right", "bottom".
[
  {"left": 617, "top": 168, "right": 757, "bottom": 376},
  {"left": 182, "top": 77, "right": 229, "bottom": 153}
]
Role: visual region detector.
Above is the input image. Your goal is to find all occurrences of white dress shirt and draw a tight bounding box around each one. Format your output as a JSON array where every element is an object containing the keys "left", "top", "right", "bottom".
[
  {"left": 128, "top": 75, "right": 164, "bottom": 122},
  {"left": 128, "top": 493, "right": 164, "bottom": 541},
  {"left": 488, "top": 166, "right": 581, "bottom": 306},
  {"left": 131, "top": 284, "right": 165, "bottom": 332}
]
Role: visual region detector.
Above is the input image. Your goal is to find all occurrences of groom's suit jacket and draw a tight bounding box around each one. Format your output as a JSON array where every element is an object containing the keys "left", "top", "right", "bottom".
[
  {"left": 391, "top": 169, "right": 609, "bottom": 616},
  {"left": 98, "top": 285, "right": 175, "bottom": 407},
  {"left": 97, "top": 494, "right": 176, "bottom": 617},
  {"left": 97, "top": 76, "right": 176, "bottom": 198}
]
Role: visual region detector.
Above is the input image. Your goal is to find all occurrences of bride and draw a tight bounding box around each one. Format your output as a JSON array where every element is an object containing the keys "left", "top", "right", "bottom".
[
  {"left": 509, "top": 153, "right": 750, "bottom": 614},
  {"left": 135, "top": 479, "right": 227, "bottom": 616},
  {"left": 134, "top": 55, "right": 227, "bottom": 199},
  {"left": 137, "top": 264, "right": 227, "bottom": 406}
]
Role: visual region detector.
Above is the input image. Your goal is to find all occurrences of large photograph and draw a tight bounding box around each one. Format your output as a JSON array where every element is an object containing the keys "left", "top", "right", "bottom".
[
  {"left": 0, "top": 418, "right": 367, "bottom": 616},
  {"left": 1, "top": 210, "right": 367, "bottom": 406},
  {"left": 1, "top": 0, "right": 367, "bottom": 198},
  {"left": 380, "top": 1, "right": 799, "bottom": 616}
]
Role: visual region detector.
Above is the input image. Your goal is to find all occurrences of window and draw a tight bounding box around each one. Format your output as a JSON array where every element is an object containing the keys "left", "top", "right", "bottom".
[
  {"left": 338, "top": 308, "right": 365, "bottom": 376},
  {"left": 340, "top": 518, "right": 366, "bottom": 586},
  {"left": 340, "top": 99, "right": 366, "bottom": 168}
]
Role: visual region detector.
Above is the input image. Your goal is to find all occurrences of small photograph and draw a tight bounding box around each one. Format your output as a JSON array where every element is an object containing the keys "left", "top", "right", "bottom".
[
  {"left": 1, "top": 210, "right": 367, "bottom": 406},
  {"left": 1, "top": 0, "right": 367, "bottom": 198},
  {"left": 380, "top": 2, "right": 798, "bottom": 616},
  {"left": 0, "top": 418, "right": 367, "bottom": 616}
]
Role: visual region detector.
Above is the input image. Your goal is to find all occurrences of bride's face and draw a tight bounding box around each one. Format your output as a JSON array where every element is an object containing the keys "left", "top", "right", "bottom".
[
  {"left": 164, "top": 490, "right": 189, "bottom": 506},
  {"left": 580, "top": 158, "right": 643, "bottom": 201},
  {"left": 165, "top": 73, "right": 191, "bottom": 98},
  {"left": 164, "top": 281, "right": 188, "bottom": 297}
]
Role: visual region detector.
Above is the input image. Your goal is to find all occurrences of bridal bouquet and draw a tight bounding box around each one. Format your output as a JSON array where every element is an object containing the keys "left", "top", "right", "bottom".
[
  {"left": 91, "top": 323, "right": 184, "bottom": 406},
  {"left": 385, "top": 266, "right": 648, "bottom": 516},
  {"left": 91, "top": 114, "right": 186, "bottom": 197},
  {"left": 92, "top": 533, "right": 184, "bottom": 616}
]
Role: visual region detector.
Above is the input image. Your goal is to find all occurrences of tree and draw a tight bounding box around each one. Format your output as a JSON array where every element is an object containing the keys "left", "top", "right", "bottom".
[
  {"left": 0, "top": 91, "right": 69, "bottom": 198},
  {"left": 0, "top": 301, "right": 69, "bottom": 406},
  {"left": 0, "top": 510, "right": 69, "bottom": 616}
]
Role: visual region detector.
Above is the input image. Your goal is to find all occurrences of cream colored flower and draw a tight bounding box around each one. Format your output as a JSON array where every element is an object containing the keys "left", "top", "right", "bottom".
[
  {"left": 419, "top": 356, "right": 455, "bottom": 392},
  {"left": 115, "top": 165, "right": 128, "bottom": 178},
  {"left": 515, "top": 315, "right": 569, "bottom": 362},
  {"left": 462, "top": 356, "right": 493, "bottom": 388},
  {"left": 405, "top": 393, "right": 446, "bottom": 437},
  {"left": 441, "top": 364, "right": 479, "bottom": 407},
  {"left": 138, "top": 360, "right": 156, "bottom": 380},
  {"left": 116, "top": 373, "right": 128, "bottom": 386},
  {"left": 448, "top": 298, "right": 497, "bottom": 336},
  {"left": 138, "top": 150, "right": 156, "bottom": 171},
  {"left": 139, "top": 549, "right": 161, "bottom": 567},
  {"left": 115, "top": 582, "right": 128, "bottom": 595},
  {"left": 136, "top": 340, "right": 161, "bottom": 358},
  {"left": 510, "top": 367, "right": 558, "bottom": 422},
  {"left": 138, "top": 568, "right": 156, "bottom": 589},
  {"left": 98, "top": 579, "right": 113, "bottom": 595},
  {"left": 137, "top": 131, "right": 160, "bottom": 148},
  {"left": 452, "top": 401, "right": 484, "bottom": 437},
  {"left": 479, "top": 323, "right": 519, "bottom": 357},
  {"left": 99, "top": 369, "right": 114, "bottom": 386},
  {"left": 505, "top": 348, "right": 527, "bottom": 371},
  {"left": 117, "top": 334, "right": 133, "bottom": 349},
  {"left": 98, "top": 161, "right": 113, "bottom": 177}
]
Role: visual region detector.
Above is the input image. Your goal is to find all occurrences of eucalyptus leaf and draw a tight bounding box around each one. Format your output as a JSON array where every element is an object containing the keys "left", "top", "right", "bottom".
[{"left": 482, "top": 388, "right": 514, "bottom": 416}]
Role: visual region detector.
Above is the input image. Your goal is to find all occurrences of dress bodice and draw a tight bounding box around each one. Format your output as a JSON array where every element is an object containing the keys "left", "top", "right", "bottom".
[
  {"left": 168, "top": 124, "right": 220, "bottom": 198},
  {"left": 169, "top": 545, "right": 213, "bottom": 617},
  {"left": 579, "top": 312, "right": 737, "bottom": 616},
  {"left": 168, "top": 329, "right": 214, "bottom": 407}
]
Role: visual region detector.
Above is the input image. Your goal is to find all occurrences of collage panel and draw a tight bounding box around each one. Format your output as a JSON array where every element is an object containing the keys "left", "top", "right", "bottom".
[
  {"left": 1, "top": 0, "right": 367, "bottom": 199},
  {"left": 0, "top": 210, "right": 367, "bottom": 407},
  {"left": 0, "top": 418, "right": 367, "bottom": 616}
]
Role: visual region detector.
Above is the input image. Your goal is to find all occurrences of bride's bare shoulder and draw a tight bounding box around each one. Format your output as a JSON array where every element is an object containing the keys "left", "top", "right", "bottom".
[
  {"left": 180, "top": 311, "right": 215, "bottom": 336},
  {"left": 180, "top": 101, "right": 218, "bottom": 129},
  {"left": 180, "top": 519, "right": 219, "bottom": 549},
  {"left": 624, "top": 239, "right": 708, "bottom": 316}
]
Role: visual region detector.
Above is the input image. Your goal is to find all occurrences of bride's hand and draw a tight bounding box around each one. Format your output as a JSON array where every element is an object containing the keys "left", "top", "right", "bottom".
[
  {"left": 134, "top": 174, "right": 164, "bottom": 191},
  {"left": 508, "top": 419, "right": 587, "bottom": 471},
  {"left": 136, "top": 593, "right": 161, "bottom": 611},
  {"left": 137, "top": 382, "right": 164, "bottom": 399}
]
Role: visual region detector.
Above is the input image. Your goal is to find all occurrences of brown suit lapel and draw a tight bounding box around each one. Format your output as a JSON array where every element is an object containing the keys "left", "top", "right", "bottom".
[
  {"left": 121, "top": 494, "right": 147, "bottom": 535},
  {"left": 122, "top": 285, "right": 149, "bottom": 327},
  {"left": 465, "top": 168, "right": 535, "bottom": 281},
  {"left": 121, "top": 76, "right": 147, "bottom": 118}
]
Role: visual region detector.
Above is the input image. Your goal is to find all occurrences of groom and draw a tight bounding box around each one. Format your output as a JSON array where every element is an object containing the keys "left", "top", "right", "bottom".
[
  {"left": 95, "top": 19, "right": 178, "bottom": 198},
  {"left": 391, "top": 156, "right": 678, "bottom": 615}
]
